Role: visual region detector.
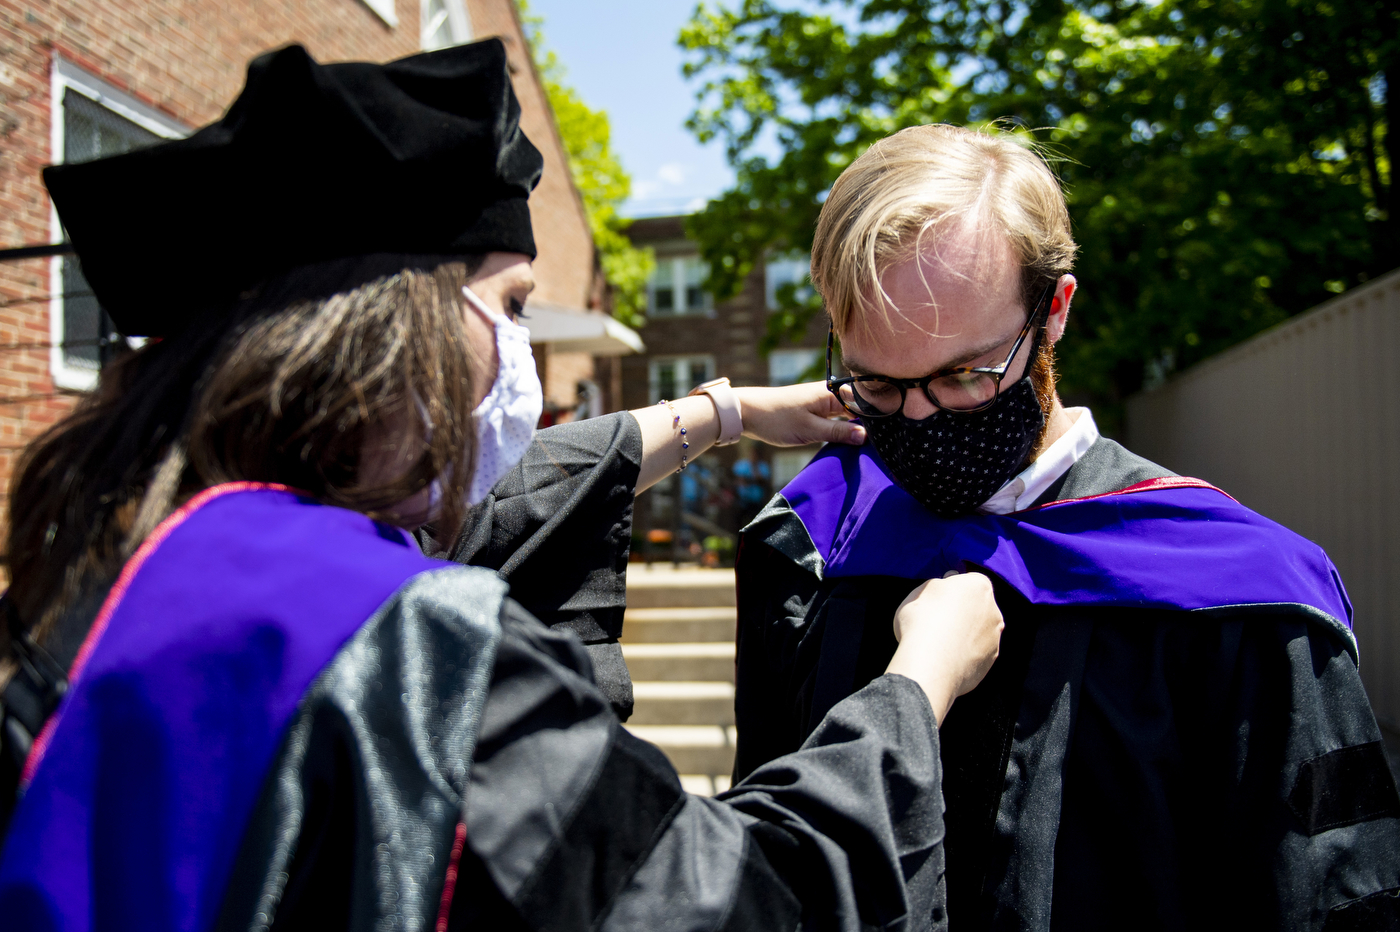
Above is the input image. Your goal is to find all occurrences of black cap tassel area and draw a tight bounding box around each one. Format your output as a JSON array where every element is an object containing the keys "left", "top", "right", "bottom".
[{"left": 42, "top": 38, "right": 543, "bottom": 338}]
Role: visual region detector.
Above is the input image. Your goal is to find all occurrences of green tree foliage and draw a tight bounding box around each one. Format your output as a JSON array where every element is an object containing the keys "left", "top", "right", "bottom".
[
  {"left": 518, "top": 1, "right": 654, "bottom": 328},
  {"left": 680, "top": 0, "right": 1396, "bottom": 422}
]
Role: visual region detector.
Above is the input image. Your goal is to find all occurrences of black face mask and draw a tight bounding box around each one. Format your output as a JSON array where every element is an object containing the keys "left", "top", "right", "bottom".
[{"left": 862, "top": 375, "right": 1045, "bottom": 518}]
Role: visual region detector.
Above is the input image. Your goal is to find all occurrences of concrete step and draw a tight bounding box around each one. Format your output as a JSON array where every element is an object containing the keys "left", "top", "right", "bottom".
[
  {"left": 629, "top": 681, "right": 735, "bottom": 726},
  {"left": 625, "top": 568, "right": 736, "bottom": 609},
  {"left": 622, "top": 569, "right": 740, "bottom": 794},
  {"left": 621, "top": 642, "right": 735, "bottom": 683},
  {"left": 626, "top": 724, "right": 737, "bottom": 776},
  {"left": 678, "top": 774, "right": 733, "bottom": 796},
  {"left": 622, "top": 607, "right": 736, "bottom": 643}
]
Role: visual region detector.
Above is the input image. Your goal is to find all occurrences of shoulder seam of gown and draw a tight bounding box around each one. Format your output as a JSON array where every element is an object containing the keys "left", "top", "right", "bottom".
[
  {"left": 1189, "top": 601, "right": 1359, "bottom": 663},
  {"left": 740, "top": 494, "right": 825, "bottom": 580}
]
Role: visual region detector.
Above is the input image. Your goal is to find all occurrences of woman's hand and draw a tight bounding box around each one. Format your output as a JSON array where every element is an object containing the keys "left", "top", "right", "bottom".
[
  {"left": 734, "top": 381, "right": 866, "bottom": 448},
  {"left": 885, "top": 572, "right": 1004, "bottom": 725}
]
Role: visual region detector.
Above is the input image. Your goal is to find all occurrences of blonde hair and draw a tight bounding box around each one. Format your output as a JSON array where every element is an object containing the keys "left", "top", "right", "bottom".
[{"left": 811, "top": 123, "right": 1077, "bottom": 334}]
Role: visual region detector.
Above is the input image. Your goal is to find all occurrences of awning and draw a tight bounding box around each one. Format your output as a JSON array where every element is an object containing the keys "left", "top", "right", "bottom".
[{"left": 521, "top": 302, "right": 644, "bottom": 356}]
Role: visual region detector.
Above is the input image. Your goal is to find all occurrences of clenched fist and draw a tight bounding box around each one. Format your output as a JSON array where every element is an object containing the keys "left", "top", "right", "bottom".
[{"left": 885, "top": 571, "right": 1004, "bottom": 725}]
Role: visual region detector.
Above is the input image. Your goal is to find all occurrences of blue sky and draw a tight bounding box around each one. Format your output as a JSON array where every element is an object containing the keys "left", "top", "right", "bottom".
[{"left": 526, "top": 0, "right": 736, "bottom": 217}]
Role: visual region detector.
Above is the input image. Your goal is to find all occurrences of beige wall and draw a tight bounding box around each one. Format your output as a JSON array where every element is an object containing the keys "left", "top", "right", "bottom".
[{"left": 1126, "top": 269, "right": 1400, "bottom": 726}]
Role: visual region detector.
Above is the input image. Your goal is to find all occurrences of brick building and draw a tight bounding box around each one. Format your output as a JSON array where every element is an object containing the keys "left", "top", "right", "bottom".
[
  {"left": 0, "top": 0, "right": 632, "bottom": 532},
  {"left": 623, "top": 214, "right": 828, "bottom": 559}
]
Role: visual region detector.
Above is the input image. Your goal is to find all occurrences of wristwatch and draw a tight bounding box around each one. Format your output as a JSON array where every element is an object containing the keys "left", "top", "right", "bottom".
[{"left": 689, "top": 377, "right": 744, "bottom": 446}]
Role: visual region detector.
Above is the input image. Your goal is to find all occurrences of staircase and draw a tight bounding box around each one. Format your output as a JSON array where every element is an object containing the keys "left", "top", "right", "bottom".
[{"left": 622, "top": 567, "right": 737, "bottom": 796}]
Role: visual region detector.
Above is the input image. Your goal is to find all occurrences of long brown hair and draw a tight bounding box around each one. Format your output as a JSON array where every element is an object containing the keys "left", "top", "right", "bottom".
[{"left": 4, "top": 253, "right": 484, "bottom": 659}]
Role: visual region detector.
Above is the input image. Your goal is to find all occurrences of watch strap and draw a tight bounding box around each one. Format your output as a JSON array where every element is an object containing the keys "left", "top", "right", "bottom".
[{"left": 690, "top": 377, "right": 744, "bottom": 446}]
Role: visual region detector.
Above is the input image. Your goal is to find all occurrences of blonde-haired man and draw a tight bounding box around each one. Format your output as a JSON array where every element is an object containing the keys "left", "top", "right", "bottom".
[{"left": 735, "top": 124, "right": 1400, "bottom": 930}]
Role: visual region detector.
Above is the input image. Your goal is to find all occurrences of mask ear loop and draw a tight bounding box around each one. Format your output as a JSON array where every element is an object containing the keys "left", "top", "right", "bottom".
[{"left": 462, "top": 284, "right": 506, "bottom": 326}]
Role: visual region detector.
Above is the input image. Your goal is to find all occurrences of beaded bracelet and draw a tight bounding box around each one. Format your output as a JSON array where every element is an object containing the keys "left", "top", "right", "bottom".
[{"left": 657, "top": 398, "right": 689, "bottom": 472}]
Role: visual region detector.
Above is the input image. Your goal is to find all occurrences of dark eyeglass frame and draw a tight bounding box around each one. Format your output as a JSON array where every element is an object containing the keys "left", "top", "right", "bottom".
[{"left": 826, "top": 280, "right": 1057, "bottom": 417}]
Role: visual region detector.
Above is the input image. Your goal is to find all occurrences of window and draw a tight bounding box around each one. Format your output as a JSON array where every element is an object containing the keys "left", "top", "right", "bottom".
[
  {"left": 768, "top": 348, "right": 821, "bottom": 386},
  {"left": 49, "top": 59, "right": 187, "bottom": 390},
  {"left": 765, "top": 253, "right": 814, "bottom": 310},
  {"left": 648, "top": 355, "right": 714, "bottom": 404},
  {"left": 362, "top": 0, "right": 398, "bottom": 27},
  {"left": 648, "top": 256, "right": 712, "bottom": 316},
  {"left": 421, "top": 0, "right": 471, "bottom": 50}
]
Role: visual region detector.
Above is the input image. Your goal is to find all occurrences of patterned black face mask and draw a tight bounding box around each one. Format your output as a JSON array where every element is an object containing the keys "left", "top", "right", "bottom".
[{"left": 862, "top": 375, "right": 1045, "bottom": 518}]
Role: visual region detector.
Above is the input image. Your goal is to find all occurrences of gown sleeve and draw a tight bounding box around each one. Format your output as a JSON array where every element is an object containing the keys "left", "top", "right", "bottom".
[
  {"left": 732, "top": 532, "right": 825, "bottom": 782},
  {"left": 214, "top": 580, "right": 949, "bottom": 932},
  {"left": 419, "top": 412, "right": 642, "bottom": 717},
  {"left": 452, "top": 600, "right": 949, "bottom": 932},
  {"left": 1049, "top": 609, "right": 1400, "bottom": 930}
]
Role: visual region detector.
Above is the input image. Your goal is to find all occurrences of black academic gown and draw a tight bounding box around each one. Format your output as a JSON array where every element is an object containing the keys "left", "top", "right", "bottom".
[
  {"left": 1, "top": 414, "right": 952, "bottom": 931},
  {"left": 229, "top": 412, "right": 952, "bottom": 930},
  {"left": 733, "top": 436, "right": 1400, "bottom": 931},
  {"left": 217, "top": 596, "right": 947, "bottom": 931},
  {"left": 419, "top": 412, "right": 642, "bottom": 719}
]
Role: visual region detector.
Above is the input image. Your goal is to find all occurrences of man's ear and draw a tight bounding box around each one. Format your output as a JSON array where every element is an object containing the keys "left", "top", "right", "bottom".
[{"left": 1046, "top": 274, "right": 1076, "bottom": 344}]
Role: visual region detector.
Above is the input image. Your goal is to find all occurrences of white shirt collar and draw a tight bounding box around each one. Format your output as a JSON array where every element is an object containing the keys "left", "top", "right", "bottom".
[{"left": 977, "top": 407, "right": 1099, "bottom": 515}]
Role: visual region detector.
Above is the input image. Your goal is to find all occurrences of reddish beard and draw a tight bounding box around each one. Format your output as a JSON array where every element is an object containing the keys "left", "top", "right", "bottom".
[{"left": 1028, "top": 334, "right": 1058, "bottom": 457}]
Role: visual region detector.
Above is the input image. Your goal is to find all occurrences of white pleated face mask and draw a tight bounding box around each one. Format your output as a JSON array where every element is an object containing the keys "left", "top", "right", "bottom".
[{"left": 461, "top": 285, "right": 544, "bottom": 504}]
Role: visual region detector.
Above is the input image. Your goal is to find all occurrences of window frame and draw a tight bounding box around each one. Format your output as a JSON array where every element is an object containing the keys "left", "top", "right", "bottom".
[
  {"left": 421, "top": 0, "right": 472, "bottom": 50},
  {"left": 48, "top": 58, "right": 187, "bottom": 391},
  {"left": 647, "top": 255, "right": 714, "bottom": 318},
  {"left": 647, "top": 354, "right": 717, "bottom": 404},
  {"left": 764, "top": 253, "right": 814, "bottom": 312},
  {"left": 767, "top": 347, "right": 822, "bottom": 386},
  {"left": 362, "top": 0, "right": 399, "bottom": 27}
]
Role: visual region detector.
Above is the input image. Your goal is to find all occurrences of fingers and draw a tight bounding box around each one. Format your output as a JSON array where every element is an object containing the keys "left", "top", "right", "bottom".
[
  {"left": 885, "top": 571, "right": 1003, "bottom": 724},
  {"left": 827, "top": 417, "right": 866, "bottom": 445},
  {"left": 807, "top": 384, "right": 847, "bottom": 418},
  {"left": 734, "top": 382, "right": 863, "bottom": 447},
  {"left": 785, "top": 411, "right": 862, "bottom": 448},
  {"left": 804, "top": 383, "right": 863, "bottom": 445}
]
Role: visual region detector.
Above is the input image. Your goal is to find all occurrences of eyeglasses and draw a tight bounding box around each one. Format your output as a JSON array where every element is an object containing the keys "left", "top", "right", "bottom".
[{"left": 827, "top": 280, "right": 1056, "bottom": 417}]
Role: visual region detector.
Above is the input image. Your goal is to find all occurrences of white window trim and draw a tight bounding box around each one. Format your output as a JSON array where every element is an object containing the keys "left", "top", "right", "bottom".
[
  {"left": 647, "top": 354, "right": 717, "bottom": 404},
  {"left": 362, "top": 0, "right": 399, "bottom": 28},
  {"left": 49, "top": 57, "right": 188, "bottom": 391},
  {"left": 648, "top": 255, "right": 715, "bottom": 318},
  {"left": 767, "top": 347, "right": 822, "bottom": 386},
  {"left": 765, "top": 253, "right": 813, "bottom": 311},
  {"left": 421, "top": 0, "right": 472, "bottom": 49}
]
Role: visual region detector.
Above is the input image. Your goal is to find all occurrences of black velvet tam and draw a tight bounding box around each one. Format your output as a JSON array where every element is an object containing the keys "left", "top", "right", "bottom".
[{"left": 43, "top": 39, "right": 543, "bottom": 337}]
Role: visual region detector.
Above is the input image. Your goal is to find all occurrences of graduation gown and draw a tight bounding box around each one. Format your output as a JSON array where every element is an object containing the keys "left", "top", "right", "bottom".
[
  {"left": 734, "top": 436, "right": 1400, "bottom": 931},
  {"left": 1, "top": 479, "right": 950, "bottom": 931},
  {"left": 419, "top": 411, "right": 642, "bottom": 719}
]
